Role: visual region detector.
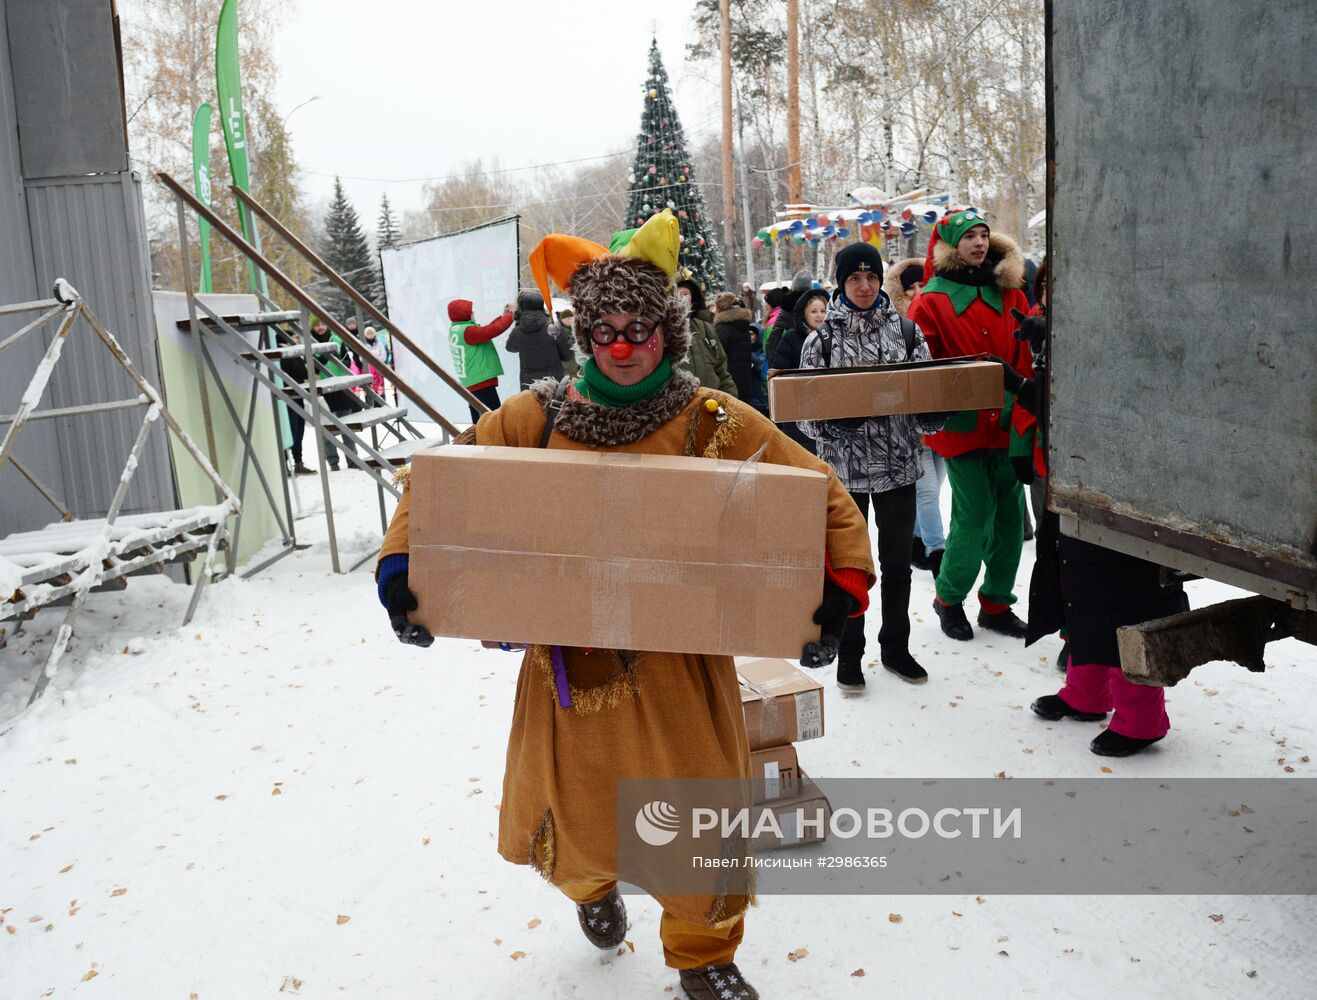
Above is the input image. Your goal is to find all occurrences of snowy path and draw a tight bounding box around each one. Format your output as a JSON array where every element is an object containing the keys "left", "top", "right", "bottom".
[{"left": 2, "top": 470, "right": 1314, "bottom": 998}]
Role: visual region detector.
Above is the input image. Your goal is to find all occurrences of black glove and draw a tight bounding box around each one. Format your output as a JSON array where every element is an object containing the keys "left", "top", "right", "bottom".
[
  {"left": 1011, "top": 308, "right": 1047, "bottom": 355},
  {"left": 985, "top": 354, "right": 1026, "bottom": 396},
  {"left": 828, "top": 416, "right": 868, "bottom": 431},
  {"left": 801, "top": 580, "right": 858, "bottom": 668},
  {"left": 384, "top": 572, "right": 433, "bottom": 647},
  {"left": 1012, "top": 454, "right": 1037, "bottom": 485}
]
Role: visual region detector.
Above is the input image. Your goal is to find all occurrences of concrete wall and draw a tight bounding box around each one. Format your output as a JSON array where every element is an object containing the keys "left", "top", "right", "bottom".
[{"left": 1049, "top": 1, "right": 1317, "bottom": 568}]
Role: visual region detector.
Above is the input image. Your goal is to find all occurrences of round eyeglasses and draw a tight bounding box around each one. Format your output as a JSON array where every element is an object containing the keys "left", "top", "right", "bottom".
[{"left": 589, "top": 318, "right": 661, "bottom": 347}]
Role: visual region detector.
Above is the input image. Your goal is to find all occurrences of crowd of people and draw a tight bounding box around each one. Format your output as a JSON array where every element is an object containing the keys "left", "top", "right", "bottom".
[{"left": 372, "top": 208, "right": 1187, "bottom": 999}]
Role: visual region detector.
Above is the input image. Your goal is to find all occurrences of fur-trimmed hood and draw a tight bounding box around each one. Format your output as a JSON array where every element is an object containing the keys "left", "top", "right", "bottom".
[
  {"left": 883, "top": 257, "right": 926, "bottom": 318},
  {"left": 925, "top": 231, "right": 1026, "bottom": 291},
  {"left": 713, "top": 292, "right": 752, "bottom": 326},
  {"left": 567, "top": 256, "right": 690, "bottom": 363}
]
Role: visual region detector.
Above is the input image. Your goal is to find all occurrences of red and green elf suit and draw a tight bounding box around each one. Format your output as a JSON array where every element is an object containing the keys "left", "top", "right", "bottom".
[{"left": 907, "top": 210, "right": 1033, "bottom": 615}]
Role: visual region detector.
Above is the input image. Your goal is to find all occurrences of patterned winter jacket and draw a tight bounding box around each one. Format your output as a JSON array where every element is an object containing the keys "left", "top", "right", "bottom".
[{"left": 798, "top": 293, "right": 946, "bottom": 494}]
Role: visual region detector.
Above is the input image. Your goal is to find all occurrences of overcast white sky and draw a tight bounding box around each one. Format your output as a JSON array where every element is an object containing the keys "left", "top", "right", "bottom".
[{"left": 272, "top": 0, "right": 716, "bottom": 225}]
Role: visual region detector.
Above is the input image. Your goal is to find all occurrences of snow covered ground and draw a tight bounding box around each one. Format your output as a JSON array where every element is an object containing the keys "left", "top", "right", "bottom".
[{"left": 2, "top": 467, "right": 1314, "bottom": 998}]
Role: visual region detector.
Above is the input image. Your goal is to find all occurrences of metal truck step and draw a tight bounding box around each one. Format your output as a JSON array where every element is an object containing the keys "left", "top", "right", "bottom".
[
  {"left": 302, "top": 374, "right": 372, "bottom": 393},
  {"left": 240, "top": 342, "right": 337, "bottom": 361},
  {"left": 361, "top": 436, "right": 447, "bottom": 469},
  {"left": 321, "top": 405, "right": 408, "bottom": 430}
]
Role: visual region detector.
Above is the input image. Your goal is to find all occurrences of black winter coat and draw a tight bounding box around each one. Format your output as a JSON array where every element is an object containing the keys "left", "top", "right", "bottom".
[
  {"left": 1026, "top": 515, "right": 1189, "bottom": 666},
  {"left": 507, "top": 290, "right": 573, "bottom": 389},
  {"left": 716, "top": 317, "right": 762, "bottom": 405},
  {"left": 768, "top": 290, "right": 829, "bottom": 453}
]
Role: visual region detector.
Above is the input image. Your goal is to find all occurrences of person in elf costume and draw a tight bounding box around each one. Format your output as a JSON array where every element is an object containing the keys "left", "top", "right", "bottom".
[
  {"left": 374, "top": 210, "right": 874, "bottom": 1000},
  {"left": 999, "top": 306, "right": 1187, "bottom": 757},
  {"left": 907, "top": 209, "right": 1034, "bottom": 643}
]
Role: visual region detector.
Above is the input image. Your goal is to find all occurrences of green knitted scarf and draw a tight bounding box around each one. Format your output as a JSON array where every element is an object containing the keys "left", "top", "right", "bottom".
[{"left": 575, "top": 356, "right": 672, "bottom": 407}]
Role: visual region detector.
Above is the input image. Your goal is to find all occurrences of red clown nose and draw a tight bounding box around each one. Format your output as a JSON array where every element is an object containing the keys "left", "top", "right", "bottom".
[{"left": 609, "top": 340, "right": 634, "bottom": 361}]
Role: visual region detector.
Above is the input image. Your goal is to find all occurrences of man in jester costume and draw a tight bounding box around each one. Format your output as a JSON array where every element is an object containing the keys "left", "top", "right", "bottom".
[
  {"left": 374, "top": 210, "right": 874, "bottom": 999},
  {"left": 908, "top": 210, "right": 1034, "bottom": 642}
]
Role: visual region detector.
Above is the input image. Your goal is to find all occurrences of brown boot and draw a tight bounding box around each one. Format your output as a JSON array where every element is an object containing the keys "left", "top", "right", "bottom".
[
  {"left": 679, "top": 963, "right": 759, "bottom": 999},
  {"left": 575, "top": 889, "right": 627, "bottom": 949}
]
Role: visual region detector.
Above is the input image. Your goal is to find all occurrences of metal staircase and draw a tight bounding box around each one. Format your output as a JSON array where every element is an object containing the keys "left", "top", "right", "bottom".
[{"left": 158, "top": 172, "right": 486, "bottom": 574}]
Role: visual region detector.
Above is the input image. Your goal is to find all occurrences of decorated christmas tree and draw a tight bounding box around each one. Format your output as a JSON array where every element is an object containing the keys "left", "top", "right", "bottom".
[{"left": 624, "top": 40, "right": 726, "bottom": 293}]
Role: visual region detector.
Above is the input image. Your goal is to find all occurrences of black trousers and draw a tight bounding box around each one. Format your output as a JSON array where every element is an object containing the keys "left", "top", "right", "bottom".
[
  {"left": 840, "top": 483, "right": 917, "bottom": 663},
  {"left": 468, "top": 384, "right": 501, "bottom": 424},
  {"left": 287, "top": 408, "right": 305, "bottom": 465}
]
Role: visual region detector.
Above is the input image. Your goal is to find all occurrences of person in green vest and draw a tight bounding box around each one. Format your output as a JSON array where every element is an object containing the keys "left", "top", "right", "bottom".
[{"left": 447, "top": 299, "right": 514, "bottom": 423}]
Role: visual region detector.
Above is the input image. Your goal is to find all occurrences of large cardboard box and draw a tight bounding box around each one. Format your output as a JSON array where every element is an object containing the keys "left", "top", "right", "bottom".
[
  {"left": 749, "top": 744, "right": 800, "bottom": 803},
  {"left": 738, "top": 657, "right": 825, "bottom": 750},
  {"left": 767, "top": 356, "right": 1003, "bottom": 422},
  {"left": 408, "top": 446, "right": 828, "bottom": 658},
  {"left": 751, "top": 770, "right": 832, "bottom": 851}
]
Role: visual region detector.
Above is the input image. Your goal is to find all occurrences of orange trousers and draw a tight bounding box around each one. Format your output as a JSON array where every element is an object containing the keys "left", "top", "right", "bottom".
[{"left": 559, "top": 878, "right": 744, "bottom": 970}]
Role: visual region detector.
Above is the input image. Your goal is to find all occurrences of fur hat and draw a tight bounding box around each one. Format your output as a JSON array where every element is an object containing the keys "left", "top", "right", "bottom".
[
  {"left": 568, "top": 256, "right": 690, "bottom": 362},
  {"left": 713, "top": 292, "right": 752, "bottom": 325}
]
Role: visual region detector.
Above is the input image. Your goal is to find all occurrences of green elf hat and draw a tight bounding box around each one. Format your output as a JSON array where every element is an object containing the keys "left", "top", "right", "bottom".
[{"left": 936, "top": 209, "right": 990, "bottom": 248}]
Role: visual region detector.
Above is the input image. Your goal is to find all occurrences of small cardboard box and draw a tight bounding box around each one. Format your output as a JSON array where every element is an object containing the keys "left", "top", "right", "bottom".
[
  {"left": 767, "top": 356, "right": 1003, "bottom": 422},
  {"left": 408, "top": 446, "right": 828, "bottom": 658},
  {"left": 749, "top": 744, "right": 800, "bottom": 803},
  {"left": 751, "top": 770, "right": 832, "bottom": 851},
  {"left": 737, "top": 657, "right": 825, "bottom": 750}
]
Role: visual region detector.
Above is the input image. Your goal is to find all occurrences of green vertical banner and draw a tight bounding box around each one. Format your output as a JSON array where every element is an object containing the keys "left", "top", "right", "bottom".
[
  {"left": 215, "top": 0, "right": 260, "bottom": 292},
  {"left": 191, "top": 103, "right": 215, "bottom": 294}
]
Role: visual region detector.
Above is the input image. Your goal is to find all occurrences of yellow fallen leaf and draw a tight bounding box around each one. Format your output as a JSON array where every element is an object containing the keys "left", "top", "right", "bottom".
[
  {"left": 44, "top": 923, "right": 53, "bottom": 932},
  {"left": 626, "top": 940, "right": 635, "bottom": 952},
  {"left": 215, "top": 794, "right": 228, "bottom": 801},
  {"left": 81, "top": 970, "right": 99, "bottom": 982},
  {"left": 888, "top": 913, "right": 903, "bottom": 923},
  {"left": 28, "top": 915, "right": 42, "bottom": 923},
  {"left": 272, "top": 788, "right": 283, "bottom": 796},
  {"left": 421, "top": 837, "right": 430, "bottom": 846},
  {"left": 852, "top": 968, "right": 866, "bottom": 977},
  {"left": 336, "top": 915, "right": 350, "bottom": 925},
  {"left": 787, "top": 947, "right": 809, "bottom": 962},
  {"left": 1100, "top": 766, "right": 1113, "bottom": 774},
  {"left": 510, "top": 950, "right": 527, "bottom": 960},
  {"left": 4, "top": 926, "right": 14, "bottom": 935},
  {"left": 527, "top": 918, "right": 541, "bottom": 929},
  {"left": 1209, "top": 913, "right": 1224, "bottom": 923},
  {"left": 111, "top": 888, "right": 127, "bottom": 897},
  {"left": 493, "top": 938, "right": 502, "bottom": 945},
  {"left": 976, "top": 896, "right": 987, "bottom": 904}
]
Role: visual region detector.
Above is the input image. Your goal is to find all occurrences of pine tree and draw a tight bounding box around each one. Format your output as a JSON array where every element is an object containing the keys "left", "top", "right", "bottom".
[
  {"left": 624, "top": 40, "right": 726, "bottom": 293},
  {"left": 377, "top": 193, "right": 401, "bottom": 251},
  {"left": 322, "top": 176, "right": 378, "bottom": 317},
  {"left": 375, "top": 193, "right": 401, "bottom": 315}
]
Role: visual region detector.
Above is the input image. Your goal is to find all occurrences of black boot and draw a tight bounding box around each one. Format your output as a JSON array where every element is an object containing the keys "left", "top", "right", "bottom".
[
  {"left": 1030, "top": 694, "right": 1106, "bottom": 722},
  {"left": 836, "top": 657, "right": 866, "bottom": 693},
  {"left": 575, "top": 888, "right": 627, "bottom": 949},
  {"left": 911, "top": 536, "right": 930, "bottom": 570},
  {"left": 1091, "top": 729, "right": 1164, "bottom": 757},
  {"left": 933, "top": 600, "right": 973, "bottom": 641},
  {"left": 977, "top": 607, "right": 1028, "bottom": 639},
  {"left": 1056, "top": 641, "right": 1070, "bottom": 672},
  {"left": 927, "top": 548, "right": 944, "bottom": 578},
  {"left": 881, "top": 649, "right": 928, "bottom": 685},
  {"left": 680, "top": 963, "right": 759, "bottom": 1000}
]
